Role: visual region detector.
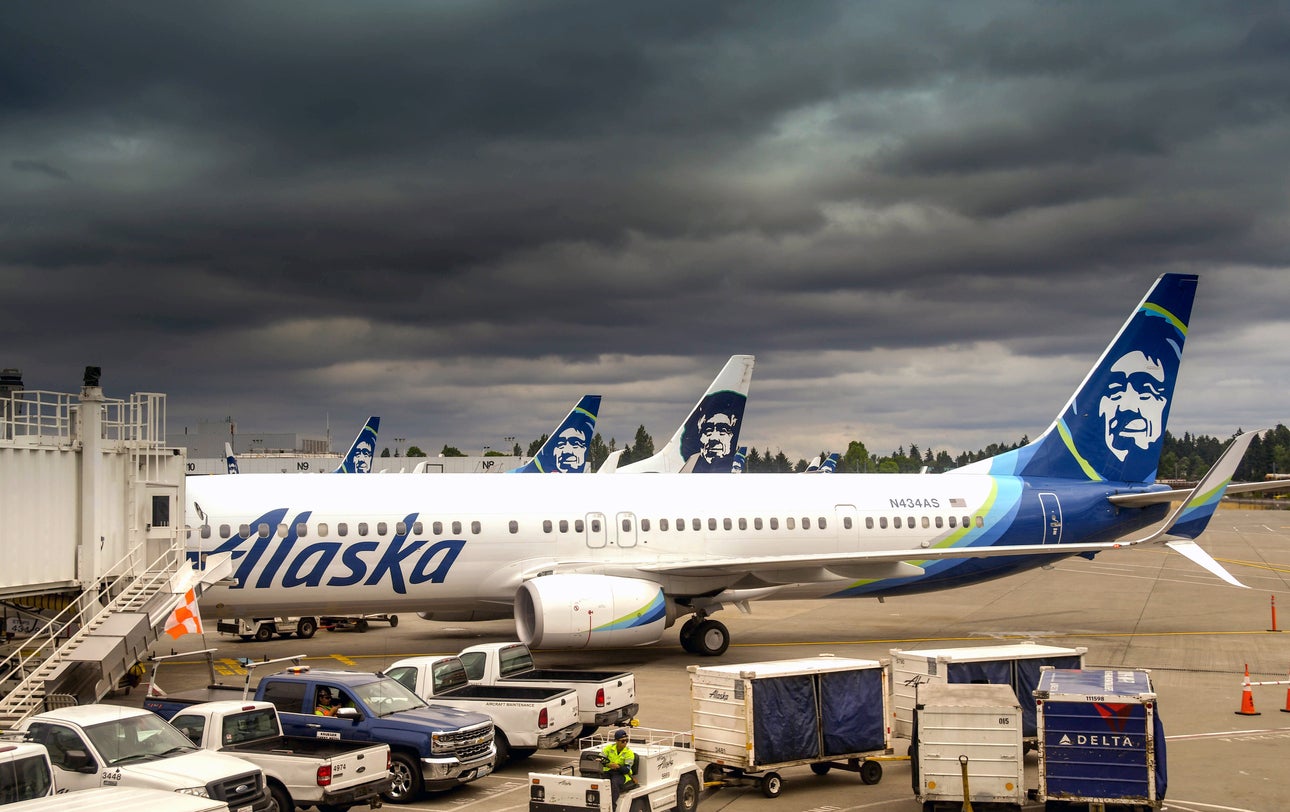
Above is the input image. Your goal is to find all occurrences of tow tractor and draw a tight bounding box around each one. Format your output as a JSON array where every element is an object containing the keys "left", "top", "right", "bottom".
[{"left": 529, "top": 728, "right": 701, "bottom": 812}]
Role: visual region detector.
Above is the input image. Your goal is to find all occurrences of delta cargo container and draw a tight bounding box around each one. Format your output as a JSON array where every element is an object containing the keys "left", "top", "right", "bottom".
[
  {"left": 890, "top": 641, "right": 1087, "bottom": 741},
  {"left": 913, "top": 683, "right": 1026, "bottom": 812},
  {"left": 689, "top": 655, "right": 890, "bottom": 798},
  {"left": 1034, "top": 667, "right": 1166, "bottom": 810}
]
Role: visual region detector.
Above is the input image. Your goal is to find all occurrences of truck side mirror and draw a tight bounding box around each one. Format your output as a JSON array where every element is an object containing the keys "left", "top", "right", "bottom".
[
  {"left": 334, "top": 707, "right": 361, "bottom": 721},
  {"left": 65, "top": 749, "right": 96, "bottom": 773}
]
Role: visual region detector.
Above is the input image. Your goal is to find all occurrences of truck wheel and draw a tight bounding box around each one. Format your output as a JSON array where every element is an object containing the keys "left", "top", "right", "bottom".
[
  {"left": 493, "top": 731, "right": 511, "bottom": 766},
  {"left": 316, "top": 806, "right": 351, "bottom": 812},
  {"left": 356, "top": 618, "right": 369, "bottom": 632},
  {"left": 859, "top": 759, "right": 882, "bottom": 785},
  {"left": 388, "top": 614, "right": 399, "bottom": 627},
  {"left": 810, "top": 762, "right": 831, "bottom": 776},
  {"left": 676, "top": 774, "right": 700, "bottom": 811},
  {"left": 296, "top": 617, "right": 317, "bottom": 639},
  {"left": 382, "top": 752, "right": 423, "bottom": 804},
  {"left": 510, "top": 747, "right": 537, "bottom": 760},
  {"left": 760, "top": 772, "right": 783, "bottom": 798},
  {"left": 254, "top": 624, "right": 274, "bottom": 642},
  {"left": 579, "top": 725, "right": 599, "bottom": 739},
  {"left": 268, "top": 782, "right": 293, "bottom": 812}
]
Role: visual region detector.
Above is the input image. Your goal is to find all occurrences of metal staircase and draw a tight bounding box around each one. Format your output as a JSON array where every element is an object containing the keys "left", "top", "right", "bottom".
[{"left": 0, "top": 543, "right": 228, "bottom": 731}]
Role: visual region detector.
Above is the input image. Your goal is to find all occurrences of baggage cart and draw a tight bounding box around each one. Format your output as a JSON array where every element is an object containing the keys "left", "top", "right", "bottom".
[
  {"left": 1034, "top": 667, "right": 1165, "bottom": 811},
  {"left": 528, "top": 728, "right": 702, "bottom": 812},
  {"left": 890, "top": 641, "right": 1086, "bottom": 742},
  {"left": 689, "top": 655, "right": 891, "bottom": 798},
  {"left": 913, "top": 682, "right": 1025, "bottom": 812}
]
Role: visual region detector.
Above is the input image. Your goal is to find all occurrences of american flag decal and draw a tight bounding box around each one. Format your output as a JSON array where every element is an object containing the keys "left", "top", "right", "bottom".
[{"left": 949, "top": 498, "right": 967, "bottom": 508}]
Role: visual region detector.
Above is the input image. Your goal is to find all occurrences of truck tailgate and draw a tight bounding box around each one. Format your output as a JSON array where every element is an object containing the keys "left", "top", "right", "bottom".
[{"left": 326, "top": 743, "right": 389, "bottom": 791}]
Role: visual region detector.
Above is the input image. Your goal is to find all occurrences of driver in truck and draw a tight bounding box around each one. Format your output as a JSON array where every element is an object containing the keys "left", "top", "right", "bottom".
[{"left": 602, "top": 728, "right": 637, "bottom": 808}]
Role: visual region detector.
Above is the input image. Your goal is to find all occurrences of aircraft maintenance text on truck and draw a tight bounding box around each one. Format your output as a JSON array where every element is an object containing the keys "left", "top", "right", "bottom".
[
  {"left": 167, "top": 699, "right": 391, "bottom": 812},
  {"left": 385, "top": 655, "right": 580, "bottom": 765},
  {"left": 458, "top": 642, "right": 637, "bottom": 736},
  {"left": 144, "top": 664, "right": 495, "bottom": 804},
  {"left": 12, "top": 704, "right": 272, "bottom": 812}
]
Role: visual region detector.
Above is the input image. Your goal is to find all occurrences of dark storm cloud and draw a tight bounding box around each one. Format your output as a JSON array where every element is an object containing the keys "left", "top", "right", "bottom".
[{"left": 3, "top": 1, "right": 1288, "bottom": 457}]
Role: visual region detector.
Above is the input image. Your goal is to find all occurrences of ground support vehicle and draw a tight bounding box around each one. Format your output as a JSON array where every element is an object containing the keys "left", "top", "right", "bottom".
[
  {"left": 319, "top": 615, "right": 398, "bottom": 632},
  {"left": 385, "top": 655, "right": 580, "bottom": 764},
  {"left": 1033, "top": 668, "right": 1165, "bottom": 811},
  {"left": 0, "top": 742, "right": 55, "bottom": 802},
  {"left": 890, "top": 642, "right": 1087, "bottom": 743},
  {"left": 458, "top": 642, "right": 638, "bottom": 735},
  {"left": 528, "top": 728, "right": 701, "bottom": 812},
  {"left": 3, "top": 786, "right": 232, "bottom": 812},
  {"left": 689, "top": 655, "right": 891, "bottom": 798},
  {"left": 216, "top": 617, "right": 319, "bottom": 642},
  {"left": 145, "top": 663, "right": 495, "bottom": 804},
  {"left": 167, "top": 700, "right": 391, "bottom": 812},
  {"left": 912, "top": 683, "right": 1025, "bottom": 812},
  {"left": 12, "top": 704, "right": 272, "bottom": 812}
]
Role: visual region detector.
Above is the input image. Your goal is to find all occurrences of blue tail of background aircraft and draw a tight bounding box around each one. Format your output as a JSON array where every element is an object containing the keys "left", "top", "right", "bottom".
[
  {"left": 509, "top": 395, "right": 601, "bottom": 474},
  {"left": 334, "top": 416, "right": 380, "bottom": 473},
  {"left": 958, "top": 273, "right": 1197, "bottom": 484},
  {"left": 224, "top": 442, "right": 239, "bottom": 475}
]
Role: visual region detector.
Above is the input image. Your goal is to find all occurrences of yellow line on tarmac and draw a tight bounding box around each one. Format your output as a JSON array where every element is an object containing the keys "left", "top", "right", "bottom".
[{"left": 331, "top": 654, "right": 357, "bottom": 666}]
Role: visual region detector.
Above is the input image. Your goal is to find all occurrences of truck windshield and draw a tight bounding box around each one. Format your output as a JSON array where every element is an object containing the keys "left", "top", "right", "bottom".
[
  {"left": 354, "top": 678, "right": 430, "bottom": 717},
  {"left": 498, "top": 645, "right": 535, "bottom": 678},
  {"left": 85, "top": 714, "right": 197, "bottom": 766}
]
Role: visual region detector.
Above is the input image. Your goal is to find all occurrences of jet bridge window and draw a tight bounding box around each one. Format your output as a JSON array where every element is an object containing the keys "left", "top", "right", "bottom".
[
  {"left": 151, "top": 495, "right": 171, "bottom": 527},
  {"left": 358, "top": 522, "right": 369, "bottom": 536}
]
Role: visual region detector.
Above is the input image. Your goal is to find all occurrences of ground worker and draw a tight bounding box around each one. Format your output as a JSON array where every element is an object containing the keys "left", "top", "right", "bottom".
[{"left": 601, "top": 728, "right": 636, "bottom": 808}]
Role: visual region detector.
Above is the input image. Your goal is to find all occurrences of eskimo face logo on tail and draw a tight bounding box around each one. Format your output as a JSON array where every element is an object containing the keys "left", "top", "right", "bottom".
[
  {"left": 198, "top": 510, "right": 464, "bottom": 594},
  {"left": 681, "top": 391, "right": 747, "bottom": 473}
]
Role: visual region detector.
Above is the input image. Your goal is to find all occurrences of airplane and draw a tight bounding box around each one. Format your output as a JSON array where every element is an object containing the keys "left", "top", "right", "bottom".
[
  {"left": 813, "top": 452, "right": 840, "bottom": 473},
  {"left": 508, "top": 396, "right": 602, "bottom": 474},
  {"left": 334, "top": 416, "right": 379, "bottom": 473},
  {"left": 183, "top": 273, "right": 1281, "bottom": 657},
  {"left": 730, "top": 447, "right": 748, "bottom": 474},
  {"left": 224, "top": 442, "right": 239, "bottom": 475},
  {"left": 616, "top": 355, "right": 755, "bottom": 474}
]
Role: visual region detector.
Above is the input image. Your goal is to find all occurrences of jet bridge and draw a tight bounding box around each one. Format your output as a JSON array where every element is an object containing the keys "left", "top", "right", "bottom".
[{"left": 0, "top": 367, "right": 228, "bottom": 730}]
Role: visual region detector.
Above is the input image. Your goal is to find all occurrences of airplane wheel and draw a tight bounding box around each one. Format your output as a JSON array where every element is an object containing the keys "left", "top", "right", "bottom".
[
  {"left": 356, "top": 618, "right": 369, "bottom": 632},
  {"left": 296, "top": 617, "right": 317, "bottom": 639},
  {"left": 388, "top": 614, "right": 399, "bottom": 627},
  {"left": 254, "top": 624, "right": 274, "bottom": 642},
  {"left": 760, "top": 772, "right": 783, "bottom": 798},
  {"left": 679, "top": 617, "right": 701, "bottom": 653},
  {"left": 693, "top": 620, "right": 729, "bottom": 656}
]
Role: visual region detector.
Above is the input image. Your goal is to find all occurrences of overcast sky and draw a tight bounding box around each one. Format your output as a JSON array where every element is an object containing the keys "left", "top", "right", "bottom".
[{"left": 4, "top": 1, "right": 1289, "bottom": 463}]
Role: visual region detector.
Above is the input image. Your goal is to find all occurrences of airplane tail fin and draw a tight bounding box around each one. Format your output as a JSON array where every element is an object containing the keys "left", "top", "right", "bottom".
[
  {"left": 334, "top": 416, "right": 380, "bottom": 473},
  {"left": 730, "top": 446, "right": 748, "bottom": 474},
  {"left": 509, "top": 395, "right": 601, "bottom": 473},
  {"left": 617, "top": 355, "right": 755, "bottom": 473},
  {"left": 224, "top": 442, "right": 239, "bottom": 475},
  {"left": 959, "top": 273, "right": 1198, "bottom": 484},
  {"left": 818, "top": 452, "right": 840, "bottom": 473}
]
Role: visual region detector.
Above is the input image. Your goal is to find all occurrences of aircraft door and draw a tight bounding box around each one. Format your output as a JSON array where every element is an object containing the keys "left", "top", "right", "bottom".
[
  {"left": 1038, "top": 492, "right": 1062, "bottom": 544},
  {"left": 835, "top": 504, "right": 859, "bottom": 552},
  {"left": 614, "top": 512, "right": 638, "bottom": 548},
  {"left": 585, "top": 512, "right": 607, "bottom": 549}
]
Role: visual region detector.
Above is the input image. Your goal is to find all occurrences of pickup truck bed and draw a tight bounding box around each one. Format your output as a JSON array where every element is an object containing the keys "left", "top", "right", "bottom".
[
  {"left": 439, "top": 684, "right": 572, "bottom": 701},
  {"left": 502, "top": 668, "right": 631, "bottom": 683}
]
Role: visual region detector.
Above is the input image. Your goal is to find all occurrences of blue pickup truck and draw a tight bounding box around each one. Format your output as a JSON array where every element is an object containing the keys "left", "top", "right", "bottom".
[{"left": 145, "top": 666, "right": 495, "bottom": 804}]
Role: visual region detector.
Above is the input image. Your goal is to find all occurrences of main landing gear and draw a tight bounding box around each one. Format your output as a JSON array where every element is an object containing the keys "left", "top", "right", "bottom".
[{"left": 678, "top": 615, "right": 729, "bottom": 656}]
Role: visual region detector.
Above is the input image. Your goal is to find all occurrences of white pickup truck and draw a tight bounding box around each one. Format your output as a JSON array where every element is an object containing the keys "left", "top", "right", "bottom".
[
  {"left": 12, "top": 705, "right": 272, "bottom": 812},
  {"left": 458, "top": 642, "right": 638, "bottom": 736},
  {"left": 386, "top": 655, "right": 581, "bottom": 765},
  {"left": 0, "top": 741, "right": 230, "bottom": 812},
  {"left": 168, "top": 700, "right": 391, "bottom": 812}
]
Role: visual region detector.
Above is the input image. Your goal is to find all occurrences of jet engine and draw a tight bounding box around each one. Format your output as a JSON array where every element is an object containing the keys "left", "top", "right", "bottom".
[{"left": 515, "top": 574, "right": 673, "bottom": 649}]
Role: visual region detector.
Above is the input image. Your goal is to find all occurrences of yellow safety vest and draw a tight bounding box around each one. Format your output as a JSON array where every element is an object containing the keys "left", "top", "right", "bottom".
[{"left": 601, "top": 742, "right": 636, "bottom": 777}]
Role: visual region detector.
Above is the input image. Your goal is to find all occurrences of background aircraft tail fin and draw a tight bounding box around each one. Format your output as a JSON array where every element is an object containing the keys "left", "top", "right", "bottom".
[
  {"left": 960, "top": 273, "right": 1198, "bottom": 483},
  {"left": 334, "top": 416, "right": 380, "bottom": 473},
  {"left": 509, "top": 395, "right": 601, "bottom": 473},
  {"left": 617, "top": 354, "right": 754, "bottom": 473},
  {"left": 224, "top": 442, "right": 239, "bottom": 475}
]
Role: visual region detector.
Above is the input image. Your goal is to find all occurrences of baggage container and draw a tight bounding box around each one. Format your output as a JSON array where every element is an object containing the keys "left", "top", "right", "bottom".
[
  {"left": 890, "top": 641, "right": 1086, "bottom": 740},
  {"left": 1034, "top": 667, "right": 1165, "bottom": 810},
  {"left": 913, "top": 683, "right": 1025, "bottom": 811},
  {"left": 689, "top": 655, "right": 890, "bottom": 797}
]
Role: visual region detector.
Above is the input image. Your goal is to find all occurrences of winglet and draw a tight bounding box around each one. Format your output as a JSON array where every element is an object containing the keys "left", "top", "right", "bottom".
[
  {"left": 509, "top": 395, "right": 601, "bottom": 474},
  {"left": 597, "top": 448, "right": 625, "bottom": 473}
]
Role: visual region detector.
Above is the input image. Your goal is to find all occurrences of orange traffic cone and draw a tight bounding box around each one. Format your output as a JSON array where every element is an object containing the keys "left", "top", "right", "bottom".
[
  {"left": 1236, "top": 664, "right": 1261, "bottom": 716},
  {"left": 1280, "top": 670, "right": 1290, "bottom": 714}
]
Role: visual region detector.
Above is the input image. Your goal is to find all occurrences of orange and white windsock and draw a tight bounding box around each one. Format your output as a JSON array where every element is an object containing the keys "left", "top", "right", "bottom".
[{"left": 164, "top": 588, "right": 203, "bottom": 639}]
